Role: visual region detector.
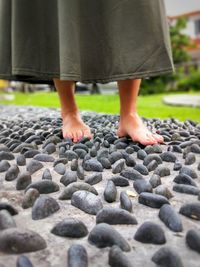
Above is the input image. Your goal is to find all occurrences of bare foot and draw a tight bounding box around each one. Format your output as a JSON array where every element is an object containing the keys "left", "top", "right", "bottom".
[
  {"left": 62, "top": 111, "right": 93, "bottom": 143},
  {"left": 117, "top": 113, "right": 164, "bottom": 146}
]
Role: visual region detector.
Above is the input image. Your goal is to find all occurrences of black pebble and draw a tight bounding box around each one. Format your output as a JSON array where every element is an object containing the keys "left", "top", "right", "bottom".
[
  {"left": 152, "top": 247, "right": 183, "bottom": 267},
  {"left": 179, "top": 202, "right": 200, "bottom": 220},
  {"left": 104, "top": 180, "right": 117, "bottom": 203},
  {"left": 68, "top": 244, "right": 88, "bottom": 267},
  {"left": 120, "top": 192, "right": 132, "bottom": 212},
  {"left": 186, "top": 229, "right": 200, "bottom": 254},
  {"left": 16, "top": 171, "right": 32, "bottom": 190},
  {"left": 109, "top": 245, "right": 133, "bottom": 267},
  {"left": 133, "top": 179, "right": 152, "bottom": 194},
  {"left": 138, "top": 192, "right": 169, "bottom": 208}
]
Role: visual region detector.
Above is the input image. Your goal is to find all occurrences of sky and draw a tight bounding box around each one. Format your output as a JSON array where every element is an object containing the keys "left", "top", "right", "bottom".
[{"left": 164, "top": 0, "right": 200, "bottom": 16}]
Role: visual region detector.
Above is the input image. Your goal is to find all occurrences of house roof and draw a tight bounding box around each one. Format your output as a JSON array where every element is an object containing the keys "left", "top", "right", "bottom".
[{"left": 167, "top": 10, "right": 200, "bottom": 20}]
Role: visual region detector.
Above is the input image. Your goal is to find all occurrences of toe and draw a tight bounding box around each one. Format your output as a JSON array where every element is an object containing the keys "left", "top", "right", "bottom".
[
  {"left": 77, "top": 130, "right": 83, "bottom": 142},
  {"left": 153, "top": 133, "right": 164, "bottom": 143},
  {"left": 146, "top": 132, "right": 157, "bottom": 144},
  {"left": 83, "top": 128, "right": 93, "bottom": 139}
]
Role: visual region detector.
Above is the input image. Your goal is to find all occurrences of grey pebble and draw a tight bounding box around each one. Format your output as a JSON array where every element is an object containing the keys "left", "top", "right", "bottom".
[
  {"left": 71, "top": 190, "right": 103, "bottom": 215},
  {"left": 134, "top": 221, "right": 166, "bottom": 244},
  {"left": 173, "top": 161, "right": 182, "bottom": 171},
  {"left": 96, "top": 207, "right": 137, "bottom": 225},
  {"left": 109, "top": 245, "right": 133, "bottom": 267},
  {"left": 0, "top": 151, "right": 15, "bottom": 161},
  {"left": 154, "top": 166, "right": 170, "bottom": 177},
  {"left": 120, "top": 191, "right": 132, "bottom": 212},
  {"left": 54, "top": 163, "right": 66, "bottom": 175},
  {"left": 155, "top": 185, "right": 174, "bottom": 199},
  {"left": 179, "top": 202, "right": 200, "bottom": 220},
  {"left": 179, "top": 166, "right": 198, "bottom": 179},
  {"left": 0, "top": 210, "right": 16, "bottom": 230},
  {"left": 5, "top": 164, "right": 20, "bottom": 181},
  {"left": 43, "top": 143, "right": 56, "bottom": 154},
  {"left": 104, "top": 180, "right": 117, "bottom": 203},
  {"left": 71, "top": 159, "right": 78, "bottom": 171},
  {"left": 134, "top": 164, "right": 149, "bottom": 175},
  {"left": 133, "top": 179, "right": 152, "bottom": 194},
  {"left": 0, "top": 203, "right": 18, "bottom": 215},
  {"left": 146, "top": 160, "right": 159, "bottom": 172},
  {"left": 138, "top": 192, "right": 169, "bottom": 208},
  {"left": 186, "top": 229, "right": 200, "bottom": 254},
  {"left": 108, "top": 151, "right": 123, "bottom": 164},
  {"left": 185, "top": 152, "right": 196, "bottom": 165},
  {"left": 42, "top": 168, "right": 52, "bottom": 180},
  {"left": 152, "top": 247, "right": 183, "bottom": 267},
  {"left": 173, "top": 184, "right": 200, "bottom": 195},
  {"left": 26, "top": 180, "right": 59, "bottom": 194},
  {"left": 68, "top": 244, "right": 88, "bottom": 267},
  {"left": 149, "top": 174, "right": 161, "bottom": 188},
  {"left": 112, "top": 159, "right": 125, "bottom": 174},
  {"left": 173, "top": 173, "right": 197, "bottom": 186},
  {"left": 16, "top": 154, "right": 26, "bottom": 166},
  {"left": 32, "top": 195, "right": 60, "bottom": 220},
  {"left": 125, "top": 154, "right": 136, "bottom": 167},
  {"left": 60, "top": 171, "right": 78, "bottom": 186},
  {"left": 83, "top": 159, "right": 103, "bottom": 172},
  {"left": 143, "top": 154, "right": 162, "bottom": 166},
  {"left": 85, "top": 173, "right": 102, "bottom": 185},
  {"left": 137, "top": 149, "right": 147, "bottom": 160},
  {"left": 110, "top": 176, "right": 129, "bottom": 187},
  {"left": 26, "top": 159, "right": 43, "bottom": 175},
  {"left": 160, "top": 151, "right": 177, "bottom": 162},
  {"left": 16, "top": 255, "right": 33, "bottom": 267},
  {"left": 0, "top": 160, "right": 10, "bottom": 172},
  {"left": 59, "top": 182, "right": 98, "bottom": 200},
  {"left": 51, "top": 218, "right": 88, "bottom": 238},
  {"left": 0, "top": 228, "right": 46, "bottom": 253},
  {"left": 88, "top": 223, "right": 130, "bottom": 251},
  {"left": 77, "top": 165, "right": 85, "bottom": 180},
  {"left": 22, "top": 188, "right": 40, "bottom": 209},
  {"left": 16, "top": 171, "right": 32, "bottom": 190},
  {"left": 159, "top": 204, "right": 183, "bottom": 232},
  {"left": 121, "top": 169, "right": 143, "bottom": 181},
  {"left": 64, "top": 150, "right": 78, "bottom": 161}
]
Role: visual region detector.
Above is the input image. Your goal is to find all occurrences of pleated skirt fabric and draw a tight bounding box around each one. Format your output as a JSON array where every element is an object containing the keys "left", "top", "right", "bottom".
[{"left": 0, "top": 0, "right": 175, "bottom": 84}]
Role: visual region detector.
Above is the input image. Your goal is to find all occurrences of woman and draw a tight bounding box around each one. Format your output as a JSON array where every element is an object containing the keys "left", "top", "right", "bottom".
[{"left": 0, "top": 0, "right": 175, "bottom": 145}]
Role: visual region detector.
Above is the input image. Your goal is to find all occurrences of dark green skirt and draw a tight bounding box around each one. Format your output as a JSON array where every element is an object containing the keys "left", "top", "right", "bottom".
[{"left": 0, "top": 0, "right": 175, "bottom": 84}]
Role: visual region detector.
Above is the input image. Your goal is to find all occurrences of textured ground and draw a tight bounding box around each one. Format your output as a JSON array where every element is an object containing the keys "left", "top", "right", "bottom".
[{"left": 0, "top": 104, "right": 199, "bottom": 267}]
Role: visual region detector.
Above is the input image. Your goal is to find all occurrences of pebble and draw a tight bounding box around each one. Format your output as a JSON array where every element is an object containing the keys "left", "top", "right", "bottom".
[
  {"left": 0, "top": 228, "right": 46, "bottom": 253},
  {"left": 0, "top": 203, "right": 18, "bottom": 215},
  {"left": 133, "top": 180, "right": 153, "bottom": 194},
  {"left": 172, "top": 145, "right": 182, "bottom": 153},
  {"left": 179, "top": 202, "right": 200, "bottom": 220},
  {"left": 97, "top": 148, "right": 109, "bottom": 160},
  {"left": 179, "top": 166, "right": 198, "bottom": 179},
  {"left": 108, "top": 245, "right": 133, "bottom": 267},
  {"left": 186, "top": 229, "right": 200, "bottom": 254},
  {"left": 43, "top": 143, "right": 56, "bottom": 154},
  {"left": 134, "top": 221, "right": 166, "bottom": 244},
  {"left": 146, "top": 160, "right": 159, "bottom": 172},
  {"left": 185, "top": 152, "right": 196, "bottom": 165},
  {"left": 143, "top": 154, "right": 162, "bottom": 166},
  {"left": 137, "top": 149, "right": 147, "bottom": 160},
  {"left": 71, "top": 159, "right": 78, "bottom": 171},
  {"left": 0, "top": 210, "right": 16, "bottom": 230},
  {"left": 155, "top": 185, "right": 174, "bottom": 199},
  {"left": 73, "top": 143, "right": 89, "bottom": 153},
  {"left": 71, "top": 190, "right": 103, "bottom": 215},
  {"left": 0, "top": 151, "right": 15, "bottom": 161},
  {"left": 83, "top": 159, "right": 103, "bottom": 172},
  {"left": 149, "top": 174, "right": 161, "bottom": 188},
  {"left": 25, "top": 180, "right": 59, "bottom": 194},
  {"left": 0, "top": 160, "right": 10, "bottom": 172},
  {"left": 138, "top": 192, "right": 169, "bottom": 208},
  {"left": 160, "top": 151, "right": 177, "bottom": 162},
  {"left": 64, "top": 150, "right": 78, "bottom": 161},
  {"left": 125, "top": 154, "right": 136, "bottom": 167},
  {"left": 152, "top": 247, "right": 183, "bottom": 267},
  {"left": 32, "top": 195, "right": 60, "bottom": 220},
  {"left": 16, "top": 154, "right": 26, "bottom": 166},
  {"left": 173, "top": 184, "right": 200, "bottom": 195},
  {"left": 51, "top": 218, "right": 88, "bottom": 238},
  {"left": 22, "top": 188, "right": 40, "bottom": 209},
  {"left": 26, "top": 159, "right": 43, "bottom": 175},
  {"left": 77, "top": 165, "right": 85, "bottom": 180},
  {"left": 33, "top": 153, "right": 55, "bottom": 162},
  {"left": 88, "top": 223, "right": 130, "bottom": 251},
  {"left": 191, "top": 144, "right": 200, "bottom": 154},
  {"left": 16, "top": 171, "right": 32, "bottom": 190},
  {"left": 59, "top": 182, "right": 98, "bottom": 200},
  {"left": 108, "top": 151, "right": 123, "bottom": 164},
  {"left": 85, "top": 173, "right": 102, "bottom": 185},
  {"left": 53, "top": 158, "right": 68, "bottom": 167},
  {"left": 68, "top": 244, "right": 88, "bottom": 267},
  {"left": 54, "top": 163, "right": 66, "bottom": 175},
  {"left": 173, "top": 173, "right": 197, "bottom": 187},
  {"left": 154, "top": 166, "right": 170, "bottom": 177},
  {"left": 74, "top": 148, "right": 87, "bottom": 159},
  {"left": 159, "top": 204, "right": 183, "bottom": 232},
  {"left": 97, "top": 157, "right": 112, "bottom": 169},
  {"left": 24, "top": 150, "right": 40, "bottom": 158},
  {"left": 42, "top": 168, "right": 52, "bottom": 180},
  {"left": 96, "top": 208, "right": 137, "bottom": 225},
  {"left": 121, "top": 169, "right": 143, "bottom": 181},
  {"left": 16, "top": 255, "right": 33, "bottom": 267},
  {"left": 112, "top": 159, "right": 125, "bottom": 174},
  {"left": 120, "top": 191, "right": 132, "bottom": 212},
  {"left": 104, "top": 180, "right": 117, "bottom": 203},
  {"left": 5, "top": 164, "right": 20, "bottom": 181},
  {"left": 60, "top": 171, "right": 78, "bottom": 186},
  {"left": 110, "top": 176, "right": 129, "bottom": 187},
  {"left": 134, "top": 164, "right": 149, "bottom": 175}
]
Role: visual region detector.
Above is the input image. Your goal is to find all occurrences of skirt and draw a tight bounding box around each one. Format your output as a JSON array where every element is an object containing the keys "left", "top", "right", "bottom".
[{"left": 0, "top": 0, "right": 175, "bottom": 85}]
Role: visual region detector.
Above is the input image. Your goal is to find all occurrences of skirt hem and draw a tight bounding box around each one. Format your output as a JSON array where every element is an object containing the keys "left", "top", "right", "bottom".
[{"left": 0, "top": 66, "right": 175, "bottom": 84}]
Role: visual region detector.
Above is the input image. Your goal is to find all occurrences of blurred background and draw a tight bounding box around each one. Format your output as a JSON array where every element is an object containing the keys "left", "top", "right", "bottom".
[{"left": 0, "top": 0, "right": 200, "bottom": 122}]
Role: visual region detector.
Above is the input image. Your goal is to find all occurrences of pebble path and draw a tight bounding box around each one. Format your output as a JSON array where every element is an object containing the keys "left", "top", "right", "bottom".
[{"left": 0, "top": 104, "right": 199, "bottom": 267}]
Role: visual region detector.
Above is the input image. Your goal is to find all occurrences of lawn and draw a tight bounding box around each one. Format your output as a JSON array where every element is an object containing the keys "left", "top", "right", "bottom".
[{"left": 0, "top": 91, "right": 200, "bottom": 123}]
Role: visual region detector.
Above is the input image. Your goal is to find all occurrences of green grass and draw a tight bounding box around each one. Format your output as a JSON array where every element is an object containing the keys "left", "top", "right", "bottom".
[{"left": 0, "top": 91, "right": 200, "bottom": 122}]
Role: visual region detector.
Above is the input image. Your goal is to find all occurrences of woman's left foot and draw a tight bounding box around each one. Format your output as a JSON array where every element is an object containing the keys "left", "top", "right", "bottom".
[{"left": 116, "top": 113, "right": 164, "bottom": 146}]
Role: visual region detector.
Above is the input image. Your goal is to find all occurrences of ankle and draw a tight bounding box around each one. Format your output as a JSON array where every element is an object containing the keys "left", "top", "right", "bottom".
[
  {"left": 120, "top": 111, "right": 139, "bottom": 121},
  {"left": 61, "top": 108, "right": 80, "bottom": 118}
]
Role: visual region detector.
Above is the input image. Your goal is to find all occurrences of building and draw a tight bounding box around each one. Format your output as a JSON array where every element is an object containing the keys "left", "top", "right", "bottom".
[{"left": 167, "top": 10, "right": 200, "bottom": 70}]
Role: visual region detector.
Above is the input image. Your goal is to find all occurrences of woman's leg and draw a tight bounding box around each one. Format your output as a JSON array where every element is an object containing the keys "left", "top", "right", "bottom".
[
  {"left": 53, "top": 78, "right": 93, "bottom": 142},
  {"left": 117, "top": 79, "right": 164, "bottom": 145}
]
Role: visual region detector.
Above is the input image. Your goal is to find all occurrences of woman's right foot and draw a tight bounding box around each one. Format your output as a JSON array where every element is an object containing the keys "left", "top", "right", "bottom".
[{"left": 61, "top": 111, "right": 93, "bottom": 143}]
